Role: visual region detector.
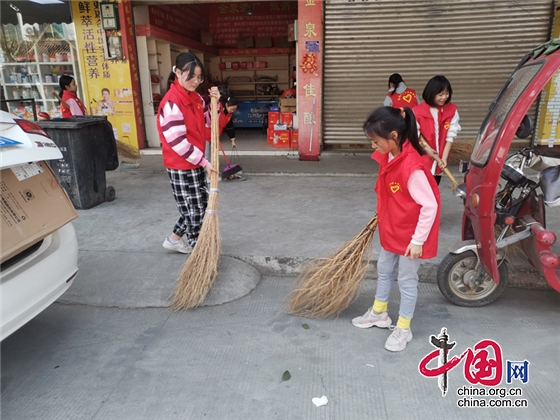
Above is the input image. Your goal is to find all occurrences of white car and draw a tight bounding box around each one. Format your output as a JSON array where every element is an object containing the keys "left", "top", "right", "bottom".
[{"left": 0, "top": 110, "right": 79, "bottom": 341}]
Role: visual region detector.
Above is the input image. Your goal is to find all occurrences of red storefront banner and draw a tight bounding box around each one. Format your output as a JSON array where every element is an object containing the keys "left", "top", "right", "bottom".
[
  {"left": 297, "top": 0, "right": 322, "bottom": 160},
  {"left": 210, "top": 1, "right": 297, "bottom": 47},
  {"left": 220, "top": 47, "right": 295, "bottom": 56},
  {"left": 148, "top": 4, "right": 209, "bottom": 41}
]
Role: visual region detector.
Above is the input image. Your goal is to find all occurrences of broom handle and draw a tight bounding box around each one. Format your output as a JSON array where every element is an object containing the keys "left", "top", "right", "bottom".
[
  {"left": 419, "top": 136, "right": 459, "bottom": 188},
  {"left": 53, "top": 91, "right": 70, "bottom": 110},
  {"left": 210, "top": 96, "right": 220, "bottom": 188},
  {"left": 218, "top": 141, "right": 231, "bottom": 165}
]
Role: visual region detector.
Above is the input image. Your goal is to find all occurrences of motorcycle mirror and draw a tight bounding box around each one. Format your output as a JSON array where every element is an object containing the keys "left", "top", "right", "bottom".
[
  {"left": 516, "top": 114, "right": 533, "bottom": 139},
  {"left": 458, "top": 160, "right": 469, "bottom": 174}
]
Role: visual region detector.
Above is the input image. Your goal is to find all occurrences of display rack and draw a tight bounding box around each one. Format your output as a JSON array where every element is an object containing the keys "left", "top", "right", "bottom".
[
  {"left": 0, "top": 39, "right": 80, "bottom": 119},
  {"left": 220, "top": 55, "right": 289, "bottom": 100}
]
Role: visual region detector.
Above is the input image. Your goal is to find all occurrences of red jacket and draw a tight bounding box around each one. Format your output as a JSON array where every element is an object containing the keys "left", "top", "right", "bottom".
[
  {"left": 61, "top": 90, "right": 87, "bottom": 118},
  {"left": 372, "top": 141, "right": 440, "bottom": 259},
  {"left": 157, "top": 80, "right": 206, "bottom": 170},
  {"left": 388, "top": 87, "right": 419, "bottom": 109},
  {"left": 413, "top": 101, "right": 458, "bottom": 174}
]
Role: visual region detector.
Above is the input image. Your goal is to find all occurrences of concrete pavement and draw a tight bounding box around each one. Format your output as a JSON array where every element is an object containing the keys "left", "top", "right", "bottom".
[{"left": 2, "top": 152, "right": 560, "bottom": 419}]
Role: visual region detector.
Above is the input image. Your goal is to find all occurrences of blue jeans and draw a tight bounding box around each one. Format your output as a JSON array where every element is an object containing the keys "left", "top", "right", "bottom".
[{"left": 374, "top": 247, "right": 421, "bottom": 319}]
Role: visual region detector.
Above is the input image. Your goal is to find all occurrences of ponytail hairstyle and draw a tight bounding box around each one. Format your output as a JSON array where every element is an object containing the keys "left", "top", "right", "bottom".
[
  {"left": 362, "top": 106, "right": 424, "bottom": 155},
  {"left": 388, "top": 73, "right": 404, "bottom": 96},
  {"left": 219, "top": 95, "right": 238, "bottom": 113},
  {"left": 59, "top": 75, "right": 73, "bottom": 92},
  {"left": 166, "top": 52, "right": 204, "bottom": 91}
]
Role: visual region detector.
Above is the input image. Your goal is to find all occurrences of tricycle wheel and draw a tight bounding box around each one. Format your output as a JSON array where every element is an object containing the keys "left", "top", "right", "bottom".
[
  {"left": 105, "top": 186, "right": 116, "bottom": 202},
  {"left": 436, "top": 251, "right": 507, "bottom": 307}
]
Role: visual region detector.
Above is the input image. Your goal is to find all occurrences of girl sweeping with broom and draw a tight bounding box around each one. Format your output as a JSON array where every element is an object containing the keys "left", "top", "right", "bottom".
[
  {"left": 158, "top": 52, "right": 220, "bottom": 254},
  {"left": 351, "top": 106, "right": 440, "bottom": 352}
]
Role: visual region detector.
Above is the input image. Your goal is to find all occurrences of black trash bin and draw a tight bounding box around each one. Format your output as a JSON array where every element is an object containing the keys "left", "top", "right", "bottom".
[{"left": 38, "top": 117, "right": 118, "bottom": 209}]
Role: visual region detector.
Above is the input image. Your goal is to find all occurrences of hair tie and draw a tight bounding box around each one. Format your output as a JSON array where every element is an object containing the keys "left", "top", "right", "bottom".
[{"left": 399, "top": 107, "right": 406, "bottom": 118}]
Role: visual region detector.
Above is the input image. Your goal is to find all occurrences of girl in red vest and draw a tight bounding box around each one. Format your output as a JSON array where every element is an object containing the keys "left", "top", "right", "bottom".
[
  {"left": 413, "top": 75, "right": 461, "bottom": 184},
  {"left": 157, "top": 52, "right": 220, "bottom": 253},
  {"left": 59, "top": 75, "right": 87, "bottom": 118},
  {"left": 352, "top": 106, "right": 441, "bottom": 352},
  {"left": 383, "top": 73, "right": 419, "bottom": 109}
]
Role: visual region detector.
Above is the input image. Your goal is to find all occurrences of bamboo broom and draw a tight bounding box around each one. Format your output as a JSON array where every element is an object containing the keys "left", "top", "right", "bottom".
[
  {"left": 287, "top": 214, "right": 378, "bottom": 318},
  {"left": 53, "top": 91, "right": 140, "bottom": 160},
  {"left": 419, "top": 136, "right": 460, "bottom": 189},
  {"left": 170, "top": 96, "right": 221, "bottom": 310}
]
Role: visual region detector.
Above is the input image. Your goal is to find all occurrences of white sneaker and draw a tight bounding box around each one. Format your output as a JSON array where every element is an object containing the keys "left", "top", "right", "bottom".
[
  {"left": 352, "top": 310, "right": 392, "bottom": 329},
  {"left": 162, "top": 236, "right": 192, "bottom": 254},
  {"left": 384, "top": 326, "right": 413, "bottom": 352}
]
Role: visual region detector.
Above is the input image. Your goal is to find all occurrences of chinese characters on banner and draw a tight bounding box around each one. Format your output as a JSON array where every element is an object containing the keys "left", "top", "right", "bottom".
[
  {"left": 148, "top": 4, "right": 208, "bottom": 40},
  {"left": 298, "top": 0, "right": 322, "bottom": 160},
  {"left": 72, "top": 0, "right": 144, "bottom": 149},
  {"left": 209, "top": 2, "right": 297, "bottom": 47}
]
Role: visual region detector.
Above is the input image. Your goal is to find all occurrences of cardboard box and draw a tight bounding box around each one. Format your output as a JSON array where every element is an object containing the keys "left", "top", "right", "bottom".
[
  {"left": 225, "top": 62, "right": 232, "bottom": 69},
  {"left": 291, "top": 130, "right": 299, "bottom": 146},
  {"left": 240, "top": 62, "right": 248, "bottom": 69},
  {"left": 231, "top": 62, "right": 240, "bottom": 70},
  {"left": 280, "top": 112, "right": 293, "bottom": 128},
  {"left": 255, "top": 61, "right": 267, "bottom": 68},
  {"left": 281, "top": 98, "right": 296, "bottom": 107},
  {"left": 201, "top": 31, "right": 213, "bottom": 45},
  {"left": 1, "top": 161, "right": 78, "bottom": 263},
  {"left": 219, "top": 62, "right": 226, "bottom": 70},
  {"left": 272, "top": 129, "right": 292, "bottom": 148},
  {"left": 247, "top": 61, "right": 254, "bottom": 69},
  {"left": 276, "top": 36, "right": 293, "bottom": 47},
  {"left": 255, "top": 37, "right": 272, "bottom": 48},
  {"left": 236, "top": 36, "right": 254, "bottom": 49},
  {"left": 267, "top": 128, "right": 274, "bottom": 144},
  {"left": 281, "top": 106, "right": 296, "bottom": 113},
  {"left": 268, "top": 111, "right": 280, "bottom": 127}
]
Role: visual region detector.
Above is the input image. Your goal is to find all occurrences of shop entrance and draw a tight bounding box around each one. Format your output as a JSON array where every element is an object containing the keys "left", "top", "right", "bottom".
[{"left": 133, "top": 1, "right": 298, "bottom": 153}]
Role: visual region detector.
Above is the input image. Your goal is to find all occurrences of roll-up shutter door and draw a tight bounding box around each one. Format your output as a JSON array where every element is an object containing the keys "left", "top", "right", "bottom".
[{"left": 323, "top": 0, "right": 554, "bottom": 146}]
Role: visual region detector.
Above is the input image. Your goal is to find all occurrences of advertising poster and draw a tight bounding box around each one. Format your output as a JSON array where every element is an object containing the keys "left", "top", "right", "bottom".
[{"left": 71, "top": 0, "right": 144, "bottom": 150}]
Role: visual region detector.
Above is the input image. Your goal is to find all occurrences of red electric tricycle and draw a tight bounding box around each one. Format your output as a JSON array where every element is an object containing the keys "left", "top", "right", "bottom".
[{"left": 437, "top": 39, "right": 560, "bottom": 307}]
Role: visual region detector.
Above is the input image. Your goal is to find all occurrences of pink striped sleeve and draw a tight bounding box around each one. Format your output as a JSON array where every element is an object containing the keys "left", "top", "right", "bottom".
[{"left": 159, "top": 100, "right": 207, "bottom": 167}]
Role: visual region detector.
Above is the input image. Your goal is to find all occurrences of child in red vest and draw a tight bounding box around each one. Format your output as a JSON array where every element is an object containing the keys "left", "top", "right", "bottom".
[
  {"left": 383, "top": 73, "right": 419, "bottom": 108},
  {"left": 413, "top": 75, "right": 461, "bottom": 184},
  {"left": 352, "top": 106, "right": 441, "bottom": 352},
  {"left": 59, "top": 75, "right": 87, "bottom": 118},
  {"left": 157, "top": 52, "right": 220, "bottom": 253}
]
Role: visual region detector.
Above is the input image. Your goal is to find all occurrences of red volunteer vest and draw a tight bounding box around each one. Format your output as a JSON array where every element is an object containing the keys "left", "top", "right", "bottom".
[
  {"left": 61, "top": 90, "right": 87, "bottom": 118},
  {"left": 413, "top": 101, "right": 458, "bottom": 174},
  {"left": 372, "top": 141, "right": 440, "bottom": 259},
  {"left": 157, "top": 80, "right": 206, "bottom": 170},
  {"left": 388, "top": 87, "right": 419, "bottom": 109}
]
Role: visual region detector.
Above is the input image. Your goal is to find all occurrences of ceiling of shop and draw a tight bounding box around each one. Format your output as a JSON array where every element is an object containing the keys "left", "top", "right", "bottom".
[{"left": 1, "top": 1, "right": 72, "bottom": 25}]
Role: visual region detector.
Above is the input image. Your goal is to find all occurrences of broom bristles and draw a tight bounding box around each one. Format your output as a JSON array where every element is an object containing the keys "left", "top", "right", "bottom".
[
  {"left": 170, "top": 95, "right": 221, "bottom": 311},
  {"left": 116, "top": 140, "right": 141, "bottom": 160},
  {"left": 287, "top": 215, "right": 378, "bottom": 318}
]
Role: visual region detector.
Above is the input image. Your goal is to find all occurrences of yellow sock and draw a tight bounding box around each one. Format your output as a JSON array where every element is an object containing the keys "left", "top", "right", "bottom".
[
  {"left": 372, "top": 299, "right": 388, "bottom": 314},
  {"left": 397, "top": 316, "right": 411, "bottom": 330}
]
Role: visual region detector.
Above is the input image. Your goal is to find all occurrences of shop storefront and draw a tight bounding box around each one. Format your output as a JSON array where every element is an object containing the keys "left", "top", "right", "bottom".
[
  {"left": 322, "top": 0, "right": 556, "bottom": 148},
  {"left": 0, "top": 1, "right": 80, "bottom": 119}
]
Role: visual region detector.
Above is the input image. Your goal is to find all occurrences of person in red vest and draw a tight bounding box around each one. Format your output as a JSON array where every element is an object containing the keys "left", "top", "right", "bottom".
[
  {"left": 59, "top": 75, "right": 87, "bottom": 118},
  {"left": 204, "top": 95, "right": 239, "bottom": 149},
  {"left": 413, "top": 75, "right": 461, "bottom": 184},
  {"left": 157, "top": 52, "right": 220, "bottom": 253},
  {"left": 383, "top": 73, "right": 419, "bottom": 108},
  {"left": 352, "top": 106, "right": 440, "bottom": 352}
]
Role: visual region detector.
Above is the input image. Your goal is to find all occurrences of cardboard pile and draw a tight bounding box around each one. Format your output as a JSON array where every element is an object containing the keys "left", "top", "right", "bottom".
[
  {"left": 1, "top": 161, "right": 77, "bottom": 263},
  {"left": 280, "top": 98, "right": 296, "bottom": 113}
]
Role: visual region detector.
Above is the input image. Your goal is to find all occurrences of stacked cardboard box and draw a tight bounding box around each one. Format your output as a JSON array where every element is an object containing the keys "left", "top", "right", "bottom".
[{"left": 280, "top": 97, "right": 296, "bottom": 113}]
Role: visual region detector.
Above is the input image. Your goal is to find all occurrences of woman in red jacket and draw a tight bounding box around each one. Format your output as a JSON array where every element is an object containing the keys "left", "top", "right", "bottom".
[
  {"left": 59, "top": 75, "right": 87, "bottom": 118},
  {"left": 157, "top": 52, "right": 220, "bottom": 253},
  {"left": 352, "top": 106, "right": 440, "bottom": 352},
  {"left": 383, "top": 73, "right": 419, "bottom": 109}
]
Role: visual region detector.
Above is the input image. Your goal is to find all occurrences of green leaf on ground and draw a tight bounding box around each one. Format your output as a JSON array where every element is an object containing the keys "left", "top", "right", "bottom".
[
  {"left": 302, "top": 323, "right": 310, "bottom": 330},
  {"left": 282, "top": 370, "right": 291, "bottom": 382}
]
